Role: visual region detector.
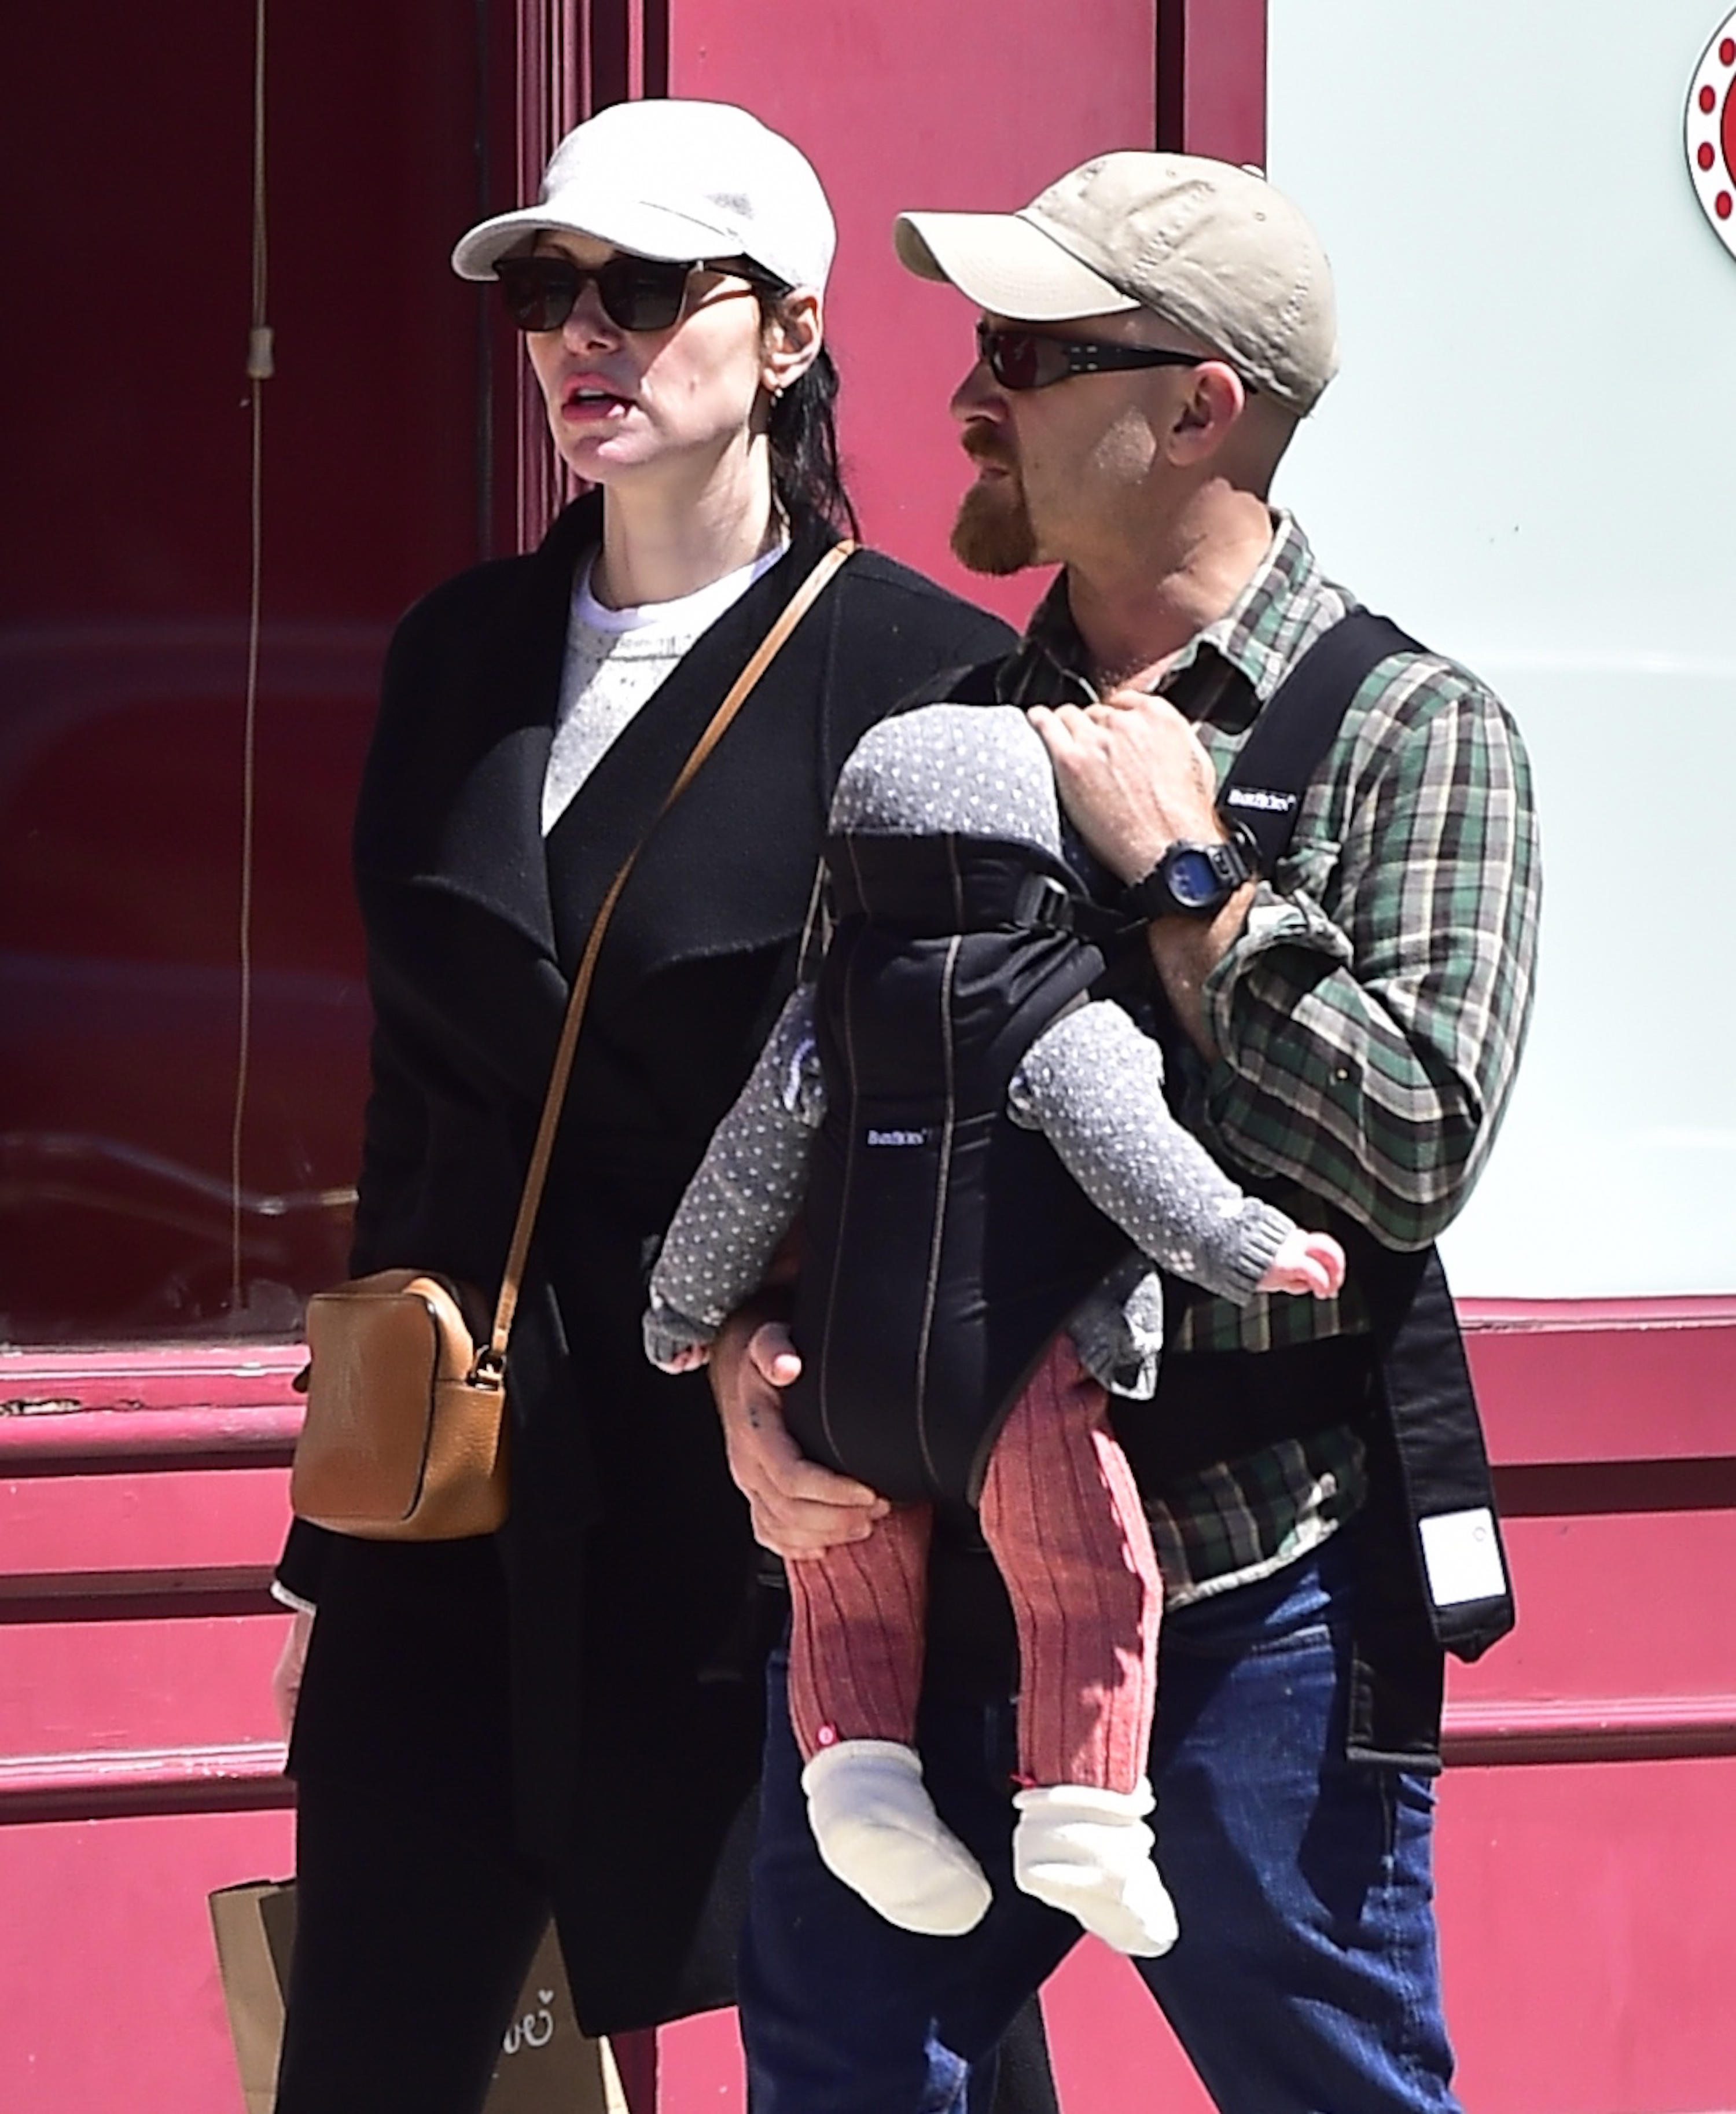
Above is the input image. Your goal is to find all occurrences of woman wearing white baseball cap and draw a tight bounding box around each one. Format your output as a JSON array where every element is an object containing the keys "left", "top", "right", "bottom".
[{"left": 267, "top": 97, "right": 1016, "bottom": 2114}]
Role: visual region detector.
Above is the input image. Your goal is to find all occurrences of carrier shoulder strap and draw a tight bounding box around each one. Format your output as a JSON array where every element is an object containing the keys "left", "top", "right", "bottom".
[
  {"left": 1216, "top": 612, "right": 1421, "bottom": 872},
  {"left": 928, "top": 656, "right": 1007, "bottom": 708},
  {"left": 1210, "top": 610, "right": 1516, "bottom": 1729}
]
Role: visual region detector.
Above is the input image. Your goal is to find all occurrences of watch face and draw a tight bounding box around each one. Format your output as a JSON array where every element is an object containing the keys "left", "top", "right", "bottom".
[{"left": 1166, "top": 848, "right": 1224, "bottom": 910}]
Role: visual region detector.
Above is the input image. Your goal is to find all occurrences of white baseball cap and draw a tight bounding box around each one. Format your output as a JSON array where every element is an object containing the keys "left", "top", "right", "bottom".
[
  {"left": 895, "top": 153, "right": 1338, "bottom": 415},
  {"left": 451, "top": 98, "right": 836, "bottom": 293}
]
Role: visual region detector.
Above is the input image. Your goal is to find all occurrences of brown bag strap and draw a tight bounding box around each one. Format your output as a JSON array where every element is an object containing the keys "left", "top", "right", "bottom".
[{"left": 470, "top": 538, "right": 858, "bottom": 1383}]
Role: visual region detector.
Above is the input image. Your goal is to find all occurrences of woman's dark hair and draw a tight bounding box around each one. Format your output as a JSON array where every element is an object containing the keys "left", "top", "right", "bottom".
[{"left": 754, "top": 281, "right": 860, "bottom": 539}]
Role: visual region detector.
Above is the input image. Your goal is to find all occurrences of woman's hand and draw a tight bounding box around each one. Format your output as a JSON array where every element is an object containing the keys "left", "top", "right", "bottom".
[
  {"left": 708, "top": 1306, "right": 888, "bottom": 1558},
  {"left": 271, "top": 1607, "right": 314, "bottom": 1741}
]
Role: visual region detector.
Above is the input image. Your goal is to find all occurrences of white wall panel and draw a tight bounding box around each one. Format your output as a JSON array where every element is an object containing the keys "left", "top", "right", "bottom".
[{"left": 1268, "top": 0, "right": 1736, "bottom": 1294}]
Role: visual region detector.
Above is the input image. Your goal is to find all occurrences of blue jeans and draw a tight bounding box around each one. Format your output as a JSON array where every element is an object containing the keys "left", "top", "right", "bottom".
[{"left": 739, "top": 1538, "right": 1460, "bottom": 2113}]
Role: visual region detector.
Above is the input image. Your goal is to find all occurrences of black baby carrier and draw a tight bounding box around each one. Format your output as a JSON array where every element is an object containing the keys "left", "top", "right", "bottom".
[
  {"left": 781, "top": 830, "right": 1142, "bottom": 1507},
  {"left": 786, "top": 612, "right": 1520, "bottom": 1772}
]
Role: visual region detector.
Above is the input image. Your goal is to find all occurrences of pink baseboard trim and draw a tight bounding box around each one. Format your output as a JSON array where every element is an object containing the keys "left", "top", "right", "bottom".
[
  {"left": 1443, "top": 1692, "right": 1736, "bottom": 1767},
  {"left": 0, "top": 1740, "right": 292, "bottom": 1823},
  {"left": 0, "top": 1403, "right": 301, "bottom": 1472},
  {"left": 2, "top": 1694, "right": 1728, "bottom": 1833},
  {"left": 0, "top": 1564, "right": 279, "bottom": 1620},
  {"left": 0, "top": 1342, "right": 306, "bottom": 1400},
  {"left": 1462, "top": 1294, "right": 1736, "bottom": 1330},
  {"left": 0, "top": 1345, "right": 304, "bottom": 1469}
]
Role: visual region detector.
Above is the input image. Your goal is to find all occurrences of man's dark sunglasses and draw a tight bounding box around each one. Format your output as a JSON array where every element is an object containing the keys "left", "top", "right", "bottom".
[
  {"left": 494, "top": 252, "right": 785, "bottom": 334},
  {"left": 975, "top": 322, "right": 1253, "bottom": 394}
]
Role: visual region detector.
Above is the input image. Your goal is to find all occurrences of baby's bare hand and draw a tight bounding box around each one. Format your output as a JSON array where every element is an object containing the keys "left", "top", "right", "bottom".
[{"left": 1257, "top": 1230, "right": 1347, "bottom": 1300}]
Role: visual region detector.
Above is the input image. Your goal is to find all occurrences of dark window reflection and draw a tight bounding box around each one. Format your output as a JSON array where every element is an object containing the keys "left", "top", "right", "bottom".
[{"left": 1, "top": 2, "right": 483, "bottom": 1343}]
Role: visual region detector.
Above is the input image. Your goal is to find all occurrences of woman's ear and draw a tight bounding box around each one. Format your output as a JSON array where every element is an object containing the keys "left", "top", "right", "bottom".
[{"left": 762, "top": 288, "right": 824, "bottom": 395}]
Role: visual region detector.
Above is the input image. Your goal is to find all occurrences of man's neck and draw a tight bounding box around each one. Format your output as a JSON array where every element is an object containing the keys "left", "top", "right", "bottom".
[{"left": 1064, "top": 491, "right": 1277, "bottom": 692}]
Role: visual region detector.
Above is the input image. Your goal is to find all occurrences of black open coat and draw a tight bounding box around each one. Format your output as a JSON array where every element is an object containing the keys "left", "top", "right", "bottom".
[{"left": 277, "top": 492, "right": 1012, "bottom": 2034}]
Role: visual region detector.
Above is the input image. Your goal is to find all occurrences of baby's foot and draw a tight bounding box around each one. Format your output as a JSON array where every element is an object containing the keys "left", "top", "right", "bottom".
[
  {"left": 802, "top": 1739, "right": 992, "bottom": 1937},
  {"left": 1011, "top": 1779, "right": 1178, "bottom": 1956}
]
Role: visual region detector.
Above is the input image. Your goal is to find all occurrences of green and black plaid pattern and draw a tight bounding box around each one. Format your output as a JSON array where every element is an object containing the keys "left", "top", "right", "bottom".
[
  {"left": 998, "top": 514, "right": 1540, "bottom": 1599},
  {"left": 1146, "top": 1433, "right": 1366, "bottom": 1609}
]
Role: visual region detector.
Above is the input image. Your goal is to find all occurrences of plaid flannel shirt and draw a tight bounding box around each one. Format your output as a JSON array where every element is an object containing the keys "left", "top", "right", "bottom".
[{"left": 996, "top": 513, "right": 1540, "bottom": 1598}]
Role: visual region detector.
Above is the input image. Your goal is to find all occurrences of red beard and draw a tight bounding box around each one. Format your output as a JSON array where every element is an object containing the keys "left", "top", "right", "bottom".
[{"left": 950, "top": 456, "right": 1038, "bottom": 576}]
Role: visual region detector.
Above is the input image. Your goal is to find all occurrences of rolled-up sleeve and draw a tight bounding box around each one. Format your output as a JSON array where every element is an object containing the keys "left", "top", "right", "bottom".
[{"left": 1200, "top": 656, "right": 1540, "bottom": 1250}]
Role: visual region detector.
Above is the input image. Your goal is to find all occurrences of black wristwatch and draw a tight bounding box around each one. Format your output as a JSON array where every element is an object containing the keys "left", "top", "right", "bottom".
[{"left": 1120, "top": 837, "right": 1254, "bottom": 921}]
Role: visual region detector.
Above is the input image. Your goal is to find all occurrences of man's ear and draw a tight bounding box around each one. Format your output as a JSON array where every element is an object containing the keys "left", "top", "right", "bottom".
[
  {"left": 1167, "top": 363, "right": 1249, "bottom": 466},
  {"left": 762, "top": 289, "right": 824, "bottom": 395}
]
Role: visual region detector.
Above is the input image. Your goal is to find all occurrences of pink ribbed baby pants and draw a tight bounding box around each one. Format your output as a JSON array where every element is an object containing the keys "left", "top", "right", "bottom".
[{"left": 785, "top": 1334, "right": 1161, "bottom": 1795}]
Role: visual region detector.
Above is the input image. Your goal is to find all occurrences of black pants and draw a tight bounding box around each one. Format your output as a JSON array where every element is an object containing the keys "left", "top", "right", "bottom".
[
  {"left": 275, "top": 1770, "right": 1058, "bottom": 2114},
  {"left": 275, "top": 1773, "right": 549, "bottom": 2114}
]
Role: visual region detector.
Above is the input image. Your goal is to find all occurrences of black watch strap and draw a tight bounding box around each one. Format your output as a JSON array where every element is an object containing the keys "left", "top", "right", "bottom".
[{"left": 1120, "top": 836, "right": 1253, "bottom": 921}]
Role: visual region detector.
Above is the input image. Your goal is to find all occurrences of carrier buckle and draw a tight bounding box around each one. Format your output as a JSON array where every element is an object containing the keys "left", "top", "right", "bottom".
[{"left": 1017, "top": 874, "right": 1076, "bottom": 930}]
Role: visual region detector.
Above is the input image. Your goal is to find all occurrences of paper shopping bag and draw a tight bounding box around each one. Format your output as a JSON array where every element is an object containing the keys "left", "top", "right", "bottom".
[
  {"left": 208, "top": 1880, "right": 296, "bottom": 2114},
  {"left": 487, "top": 1916, "right": 623, "bottom": 2114},
  {"left": 208, "top": 1878, "right": 624, "bottom": 2113}
]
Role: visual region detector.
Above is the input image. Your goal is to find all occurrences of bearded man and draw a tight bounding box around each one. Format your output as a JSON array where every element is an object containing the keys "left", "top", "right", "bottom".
[{"left": 711, "top": 151, "right": 1540, "bottom": 2114}]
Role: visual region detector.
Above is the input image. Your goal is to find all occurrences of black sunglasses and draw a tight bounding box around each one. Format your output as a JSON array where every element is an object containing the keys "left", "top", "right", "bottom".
[
  {"left": 975, "top": 322, "right": 1253, "bottom": 394},
  {"left": 494, "top": 252, "right": 784, "bottom": 334}
]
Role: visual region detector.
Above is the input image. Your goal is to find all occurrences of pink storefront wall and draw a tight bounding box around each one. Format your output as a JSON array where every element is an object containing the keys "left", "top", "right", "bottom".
[{"left": 5, "top": 1299, "right": 1733, "bottom": 2113}]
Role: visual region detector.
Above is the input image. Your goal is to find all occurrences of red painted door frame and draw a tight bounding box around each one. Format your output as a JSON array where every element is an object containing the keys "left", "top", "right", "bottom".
[
  {"left": 1157, "top": 0, "right": 1270, "bottom": 165},
  {"left": 505, "top": 0, "right": 1274, "bottom": 580}
]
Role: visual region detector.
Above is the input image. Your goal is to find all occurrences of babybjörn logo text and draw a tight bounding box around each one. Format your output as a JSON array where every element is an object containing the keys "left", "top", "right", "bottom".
[
  {"left": 1224, "top": 786, "right": 1296, "bottom": 814},
  {"left": 865, "top": 1127, "right": 930, "bottom": 1146}
]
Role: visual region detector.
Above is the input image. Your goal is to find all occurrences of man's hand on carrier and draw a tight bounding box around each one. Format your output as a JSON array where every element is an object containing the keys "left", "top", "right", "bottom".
[
  {"left": 708, "top": 1306, "right": 888, "bottom": 1558},
  {"left": 1029, "top": 685, "right": 1221, "bottom": 883}
]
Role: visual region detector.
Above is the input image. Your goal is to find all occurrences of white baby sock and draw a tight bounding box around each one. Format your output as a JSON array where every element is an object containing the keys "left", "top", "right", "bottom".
[
  {"left": 801, "top": 1739, "right": 993, "bottom": 1937},
  {"left": 1010, "top": 1778, "right": 1179, "bottom": 1957}
]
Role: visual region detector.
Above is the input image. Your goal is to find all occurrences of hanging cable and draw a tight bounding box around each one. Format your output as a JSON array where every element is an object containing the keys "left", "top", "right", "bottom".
[{"left": 231, "top": 0, "right": 273, "bottom": 1317}]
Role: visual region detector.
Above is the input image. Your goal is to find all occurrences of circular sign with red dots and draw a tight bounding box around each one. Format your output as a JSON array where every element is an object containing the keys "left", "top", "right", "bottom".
[{"left": 1687, "top": 8, "right": 1736, "bottom": 255}]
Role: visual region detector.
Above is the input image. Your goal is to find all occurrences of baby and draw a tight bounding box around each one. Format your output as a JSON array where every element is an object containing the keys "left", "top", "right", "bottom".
[{"left": 645, "top": 703, "right": 1343, "bottom": 1955}]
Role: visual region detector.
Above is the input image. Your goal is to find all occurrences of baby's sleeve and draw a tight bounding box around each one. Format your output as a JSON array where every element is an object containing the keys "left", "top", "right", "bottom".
[
  {"left": 643, "top": 986, "right": 826, "bottom": 1367},
  {"left": 1008, "top": 1000, "right": 1293, "bottom": 1304}
]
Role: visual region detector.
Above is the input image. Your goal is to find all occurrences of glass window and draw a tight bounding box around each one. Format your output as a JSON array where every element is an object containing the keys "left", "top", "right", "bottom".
[
  {"left": 1269, "top": 0, "right": 1736, "bottom": 1297},
  {"left": 1, "top": 2, "right": 484, "bottom": 1342}
]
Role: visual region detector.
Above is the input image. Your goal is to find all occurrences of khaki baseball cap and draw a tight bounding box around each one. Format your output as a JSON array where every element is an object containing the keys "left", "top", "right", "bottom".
[{"left": 894, "top": 152, "right": 1338, "bottom": 416}]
